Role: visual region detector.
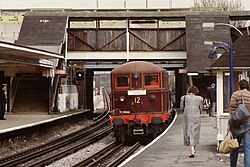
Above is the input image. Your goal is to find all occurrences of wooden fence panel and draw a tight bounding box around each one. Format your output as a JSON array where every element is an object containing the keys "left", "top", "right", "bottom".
[
  {"left": 97, "top": 29, "right": 126, "bottom": 50},
  {"left": 67, "top": 28, "right": 186, "bottom": 51}
]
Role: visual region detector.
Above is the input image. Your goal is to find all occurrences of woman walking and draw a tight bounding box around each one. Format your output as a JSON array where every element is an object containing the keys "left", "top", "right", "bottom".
[
  {"left": 180, "top": 86, "right": 203, "bottom": 158},
  {"left": 228, "top": 79, "right": 250, "bottom": 167}
]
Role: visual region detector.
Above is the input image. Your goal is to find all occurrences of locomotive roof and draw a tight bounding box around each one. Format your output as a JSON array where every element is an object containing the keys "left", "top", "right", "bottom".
[{"left": 111, "top": 61, "right": 166, "bottom": 74}]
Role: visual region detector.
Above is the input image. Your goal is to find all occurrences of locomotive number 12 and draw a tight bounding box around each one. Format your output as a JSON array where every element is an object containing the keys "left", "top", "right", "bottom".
[{"left": 134, "top": 97, "right": 141, "bottom": 104}]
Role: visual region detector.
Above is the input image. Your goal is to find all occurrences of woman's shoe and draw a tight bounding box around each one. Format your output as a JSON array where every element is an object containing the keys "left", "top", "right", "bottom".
[
  {"left": 189, "top": 145, "right": 195, "bottom": 158},
  {"left": 189, "top": 154, "right": 195, "bottom": 158}
]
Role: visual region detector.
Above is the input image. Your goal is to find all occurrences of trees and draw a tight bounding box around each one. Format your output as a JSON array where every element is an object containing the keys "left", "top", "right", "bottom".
[{"left": 193, "top": 0, "right": 243, "bottom": 11}]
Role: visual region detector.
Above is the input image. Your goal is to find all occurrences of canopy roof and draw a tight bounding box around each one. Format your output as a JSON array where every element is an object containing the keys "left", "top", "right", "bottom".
[
  {"left": 0, "top": 41, "right": 63, "bottom": 68},
  {"left": 210, "top": 35, "right": 250, "bottom": 70}
]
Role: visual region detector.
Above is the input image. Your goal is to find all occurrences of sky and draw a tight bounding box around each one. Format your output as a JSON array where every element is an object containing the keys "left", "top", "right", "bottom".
[
  {"left": 240, "top": 0, "right": 250, "bottom": 10},
  {"left": 174, "top": 0, "right": 250, "bottom": 10},
  {"left": 0, "top": 0, "right": 250, "bottom": 10}
]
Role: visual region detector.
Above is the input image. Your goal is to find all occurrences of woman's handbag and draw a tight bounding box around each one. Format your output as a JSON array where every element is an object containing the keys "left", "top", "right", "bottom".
[
  {"left": 230, "top": 94, "right": 250, "bottom": 128},
  {"left": 203, "top": 98, "right": 210, "bottom": 110},
  {"left": 219, "top": 131, "right": 239, "bottom": 154}
]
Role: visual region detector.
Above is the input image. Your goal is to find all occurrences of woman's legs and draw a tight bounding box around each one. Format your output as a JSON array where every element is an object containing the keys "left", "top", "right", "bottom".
[
  {"left": 243, "top": 123, "right": 250, "bottom": 167},
  {"left": 189, "top": 145, "right": 195, "bottom": 158},
  {"left": 230, "top": 132, "right": 243, "bottom": 167},
  {"left": 230, "top": 147, "right": 239, "bottom": 167}
]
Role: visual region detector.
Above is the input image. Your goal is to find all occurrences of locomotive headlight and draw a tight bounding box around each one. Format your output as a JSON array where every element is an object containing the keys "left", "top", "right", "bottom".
[
  {"left": 119, "top": 96, "right": 125, "bottom": 102},
  {"left": 149, "top": 94, "right": 156, "bottom": 101},
  {"left": 114, "top": 109, "right": 122, "bottom": 115}
]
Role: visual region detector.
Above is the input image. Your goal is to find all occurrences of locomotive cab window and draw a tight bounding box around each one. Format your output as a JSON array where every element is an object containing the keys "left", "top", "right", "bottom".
[
  {"left": 115, "top": 75, "right": 130, "bottom": 89},
  {"left": 144, "top": 74, "right": 160, "bottom": 88}
]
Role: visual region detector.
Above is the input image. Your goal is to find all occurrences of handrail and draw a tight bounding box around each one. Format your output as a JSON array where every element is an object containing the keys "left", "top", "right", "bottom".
[
  {"left": 50, "top": 75, "right": 60, "bottom": 112},
  {"left": 11, "top": 77, "right": 20, "bottom": 98},
  {"left": 9, "top": 77, "right": 20, "bottom": 112}
]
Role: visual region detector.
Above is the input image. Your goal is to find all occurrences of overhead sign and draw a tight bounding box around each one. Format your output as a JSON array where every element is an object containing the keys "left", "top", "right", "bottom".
[
  {"left": 39, "top": 59, "right": 54, "bottom": 66},
  {"left": 55, "top": 69, "right": 67, "bottom": 75},
  {"left": 0, "top": 16, "right": 23, "bottom": 22}
]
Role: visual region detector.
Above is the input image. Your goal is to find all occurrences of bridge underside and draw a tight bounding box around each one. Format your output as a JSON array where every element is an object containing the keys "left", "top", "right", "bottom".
[{"left": 67, "top": 51, "right": 186, "bottom": 70}]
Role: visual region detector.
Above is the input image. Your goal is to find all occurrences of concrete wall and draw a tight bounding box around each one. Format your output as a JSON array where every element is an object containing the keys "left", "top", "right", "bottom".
[
  {"left": 185, "top": 15, "right": 231, "bottom": 73},
  {"left": 0, "top": 16, "right": 23, "bottom": 43},
  {"left": 58, "top": 85, "right": 78, "bottom": 112}
]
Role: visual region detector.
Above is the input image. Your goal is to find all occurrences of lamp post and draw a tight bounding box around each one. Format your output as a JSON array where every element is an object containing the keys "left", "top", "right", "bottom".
[
  {"left": 203, "top": 22, "right": 243, "bottom": 97},
  {"left": 204, "top": 22, "right": 243, "bottom": 146},
  {"left": 208, "top": 41, "right": 234, "bottom": 96}
]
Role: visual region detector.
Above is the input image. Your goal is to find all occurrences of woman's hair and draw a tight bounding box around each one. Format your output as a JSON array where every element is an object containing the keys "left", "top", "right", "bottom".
[
  {"left": 187, "top": 86, "right": 199, "bottom": 94},
  {"left": 238, "top": 79, "right": 249, "bottom": 90}
]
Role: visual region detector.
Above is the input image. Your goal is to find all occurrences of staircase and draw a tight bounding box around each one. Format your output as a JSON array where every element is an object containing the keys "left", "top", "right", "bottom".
[{"left": 12, "top": 78, "right": 49, "bottom": 113}]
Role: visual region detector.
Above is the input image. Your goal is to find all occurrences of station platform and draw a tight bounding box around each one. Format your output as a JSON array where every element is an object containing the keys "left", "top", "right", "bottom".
[
  {"left": 0, "top": 109, "right": 91, "bottom": 137},
  {"left": 120, "top": 110, "right": 244, "bottom": 167}
]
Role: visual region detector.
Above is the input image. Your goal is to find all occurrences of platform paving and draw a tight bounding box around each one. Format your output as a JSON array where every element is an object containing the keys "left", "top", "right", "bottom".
[
  {"left": 0, "top": 110, "right": 89, "bottom": 134},
  {"left": 120, "top": 110, "right": 244, "bottom": 167}
]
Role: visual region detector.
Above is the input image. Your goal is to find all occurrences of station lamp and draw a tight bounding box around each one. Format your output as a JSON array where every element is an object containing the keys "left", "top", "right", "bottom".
[
  {"left": 207, "top": 41, "right": 234, "bottom": 96},
  {"left": 76, "top": 72, "right": 84, "bottom": 80}
]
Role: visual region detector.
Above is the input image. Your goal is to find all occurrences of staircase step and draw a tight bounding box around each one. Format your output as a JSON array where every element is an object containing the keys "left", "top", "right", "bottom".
[{"left": 12, "top": 78, "right": 49, "bottom": 113}]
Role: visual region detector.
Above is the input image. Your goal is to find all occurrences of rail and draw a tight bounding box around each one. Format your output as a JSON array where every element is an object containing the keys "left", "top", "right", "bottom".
[{"left": 0, "top": 118, "right": 110, "bottom": 167}]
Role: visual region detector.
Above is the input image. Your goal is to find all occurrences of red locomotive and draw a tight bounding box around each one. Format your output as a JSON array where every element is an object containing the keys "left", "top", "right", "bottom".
[{"left": 109, "top": 61, "right": 173, "bottom": 142}]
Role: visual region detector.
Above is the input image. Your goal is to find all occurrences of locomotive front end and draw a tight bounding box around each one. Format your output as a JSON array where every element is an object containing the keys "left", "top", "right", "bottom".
[{"left": 109, "top": 61, "right": 172, "bottom": 142}]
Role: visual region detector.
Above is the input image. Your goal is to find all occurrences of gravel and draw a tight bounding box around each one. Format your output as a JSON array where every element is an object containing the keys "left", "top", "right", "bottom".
[
  {"left": 47, "top": 134, "right": 114, "bottom": 167},
  {"left": 0, "top": 118, "right": 117, "bottom": 167},
  {"left": 0, "top": 119, "right": 95, "bottom": 159},
  {"left": 0, "top": 93, "right": 116, "bottom": 166}
]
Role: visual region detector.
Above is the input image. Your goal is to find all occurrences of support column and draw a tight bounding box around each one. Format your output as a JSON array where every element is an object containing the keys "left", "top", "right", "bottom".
[{"left": 86, "top": 69, "right": 94, "bottom": 118}]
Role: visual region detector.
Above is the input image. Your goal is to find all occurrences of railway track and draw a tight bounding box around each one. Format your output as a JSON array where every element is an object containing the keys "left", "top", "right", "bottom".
[
  {"left": 73, "top": 141, "right": 141, "bottom": 167},
  {"left": 93, "top": 85, "right": 111, "bottom": 121},
  {"left": 0, "top": 118, "right": 112, "bottom": 167}
]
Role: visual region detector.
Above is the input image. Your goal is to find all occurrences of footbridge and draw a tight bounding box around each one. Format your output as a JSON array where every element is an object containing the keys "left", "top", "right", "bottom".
[{"left": 1, "top": 9, "right": 250, "bottom": 111}]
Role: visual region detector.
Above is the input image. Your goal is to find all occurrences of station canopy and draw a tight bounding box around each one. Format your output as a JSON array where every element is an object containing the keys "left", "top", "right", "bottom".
[{"left": 0, "top": 41, "right": 64, "bottom": 68}]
